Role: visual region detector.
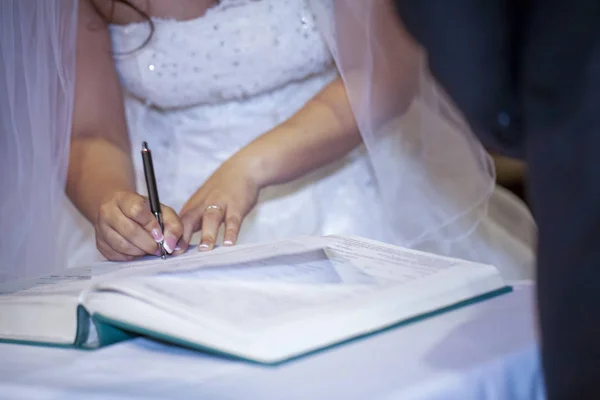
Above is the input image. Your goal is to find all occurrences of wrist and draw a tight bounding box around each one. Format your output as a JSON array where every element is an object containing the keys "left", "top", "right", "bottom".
[
  {"left": 229, "top": 150, "right": 274, "bottom": 189},
  {"left": 96, "top": 186, "right": 129, "bottom": 207},
  {"left": 86, "top": 177, "right": 134, "bottom": 217}
]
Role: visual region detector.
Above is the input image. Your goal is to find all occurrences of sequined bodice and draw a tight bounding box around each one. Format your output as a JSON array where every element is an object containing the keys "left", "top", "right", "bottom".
[{"left": 110, "top": 0, "right": 333, "bottom": 109}]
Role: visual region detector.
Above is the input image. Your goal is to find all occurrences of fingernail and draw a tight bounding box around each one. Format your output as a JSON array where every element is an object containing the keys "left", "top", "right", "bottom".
[
  {"left": 223, "top": 240, "right": 233, "bottom": 246},
  {"left": 174, "top": 239, "right": 186, "bottom": 252},
  {"left": 151, "top": 228, "right": 164, "bottom": 242},
  {"left": 198, "top": 243, "right": 210, "bottom": 252},
  {"left": 163, "top": 236, "right": 177, "bottom": 254}
]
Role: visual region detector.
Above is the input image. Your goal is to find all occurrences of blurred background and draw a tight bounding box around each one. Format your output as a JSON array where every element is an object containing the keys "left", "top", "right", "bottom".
[{"left": 493, "top": 154, "right": 526, "bottom": 204}]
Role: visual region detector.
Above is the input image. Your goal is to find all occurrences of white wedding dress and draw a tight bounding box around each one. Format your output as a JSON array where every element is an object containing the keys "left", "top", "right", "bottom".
[{"left": 63, "top": 0, "right": 536, "bottom": 280}]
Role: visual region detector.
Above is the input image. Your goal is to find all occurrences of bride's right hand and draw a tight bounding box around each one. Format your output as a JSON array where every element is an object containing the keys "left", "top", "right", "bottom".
[{"left": 95, "top": 191, "right": 187, "bottom": 261}]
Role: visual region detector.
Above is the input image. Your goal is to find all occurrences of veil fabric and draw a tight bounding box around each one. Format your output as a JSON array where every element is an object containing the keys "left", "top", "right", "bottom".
[
  {"left": 0, "top": 0, "right": 500, "bottom": 283},
  {"left": 0, "top": 0, "right": 78, "bottom": 282},
  {"left": 310, "top": 1, "right": 497, "bottom": 257}
]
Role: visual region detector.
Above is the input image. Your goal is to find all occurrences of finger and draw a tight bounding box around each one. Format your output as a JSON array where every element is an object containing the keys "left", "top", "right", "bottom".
[
  {"left": 161, "top": 205, "right": 186, "bottom": 254},
  {"left": 223, "top": 207, "right": 244, "bottom": 246},
  {"left": 180, "top": 207, "right": 204, "bottom": 250},
  {"left": 99, "top": 222, "right": 147, "bottom": 257},
  {"left": 199, "top": 204, "right": 225, "bottom": 251},
  {"left": 179, "top": 196, "right": 199, "bottom": 220},
  {"left": 106, "top": 211, "right": 159, "bottom": 255},
  {"left": 116, "top": 192, "right": 163, "bottom": 240},
  {"left": 96, "top": 238, "right": 136, "bottom": 262},
  {"left": 171, "top": 239, "right": 188, "bottom": 256}
]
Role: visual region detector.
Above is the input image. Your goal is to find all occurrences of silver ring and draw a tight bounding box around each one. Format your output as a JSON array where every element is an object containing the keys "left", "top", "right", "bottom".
[{"left": 205, "top": 204, "right": 223, "bottom": 212}]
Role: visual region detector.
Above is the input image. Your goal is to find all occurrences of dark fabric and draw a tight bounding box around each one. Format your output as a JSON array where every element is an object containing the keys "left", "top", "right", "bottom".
[
  {"left": 394, "top": 0, "right": 527, "bottom": 158},
  {"left": 393, "top": 0, "right": 600, "bottom": 398}
]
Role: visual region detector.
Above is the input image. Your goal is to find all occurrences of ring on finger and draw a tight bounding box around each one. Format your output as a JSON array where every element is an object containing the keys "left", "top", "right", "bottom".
[
  {"left": 205, "top": 204, "right": 224, "bottom": 215},
  {"left": 205, "top": 204, "right": 225, "bottom": 217}
]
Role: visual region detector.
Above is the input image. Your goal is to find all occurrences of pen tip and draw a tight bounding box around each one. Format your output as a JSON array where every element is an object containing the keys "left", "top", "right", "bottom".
[{"left": 142, "top": 141, "right": 148, "bottom": 150}]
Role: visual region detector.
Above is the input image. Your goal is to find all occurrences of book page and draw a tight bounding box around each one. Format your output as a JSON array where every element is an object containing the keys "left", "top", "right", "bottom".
[
  {"left": 325, "top": 236, "right": 497, "bottom": 285},
  {"left": 162, "top": 249, "right": 378, "bottom": 285},
  {"left": 169, "top": 250, "right": 342, "bottom": 284},
  {"left": 87, "top": 245, "right": 381, "bottom": 332},
  {"left": 0, "top": 236, "right": 332, "bottom": 298},
  {"left": 89, "top": 236, "right": 502, "bottom": 333},
  {"left": 91, "top": 277, "right": 377, "bottom": 332}
]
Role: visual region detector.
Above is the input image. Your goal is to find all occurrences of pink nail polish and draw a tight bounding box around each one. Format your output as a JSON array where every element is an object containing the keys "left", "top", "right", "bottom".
[
  {"left": 164, "top": 236, "right": 177, "bottom": 254},
  {"left": 151, "top": 228, "right": 164, "bottom": 242}
]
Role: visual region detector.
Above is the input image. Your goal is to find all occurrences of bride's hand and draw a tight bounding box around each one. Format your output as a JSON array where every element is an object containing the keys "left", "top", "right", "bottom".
[
  {"left": 179, "top": 157, "right": 262, "bottom": 251},
  {"left": 95, "top": 191, "right": 187, "bottom": 260}
]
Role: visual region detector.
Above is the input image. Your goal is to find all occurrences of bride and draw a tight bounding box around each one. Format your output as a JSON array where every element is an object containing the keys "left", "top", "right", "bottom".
[{"left": 0, "top": 0, "right": 535, "bottom": 282}]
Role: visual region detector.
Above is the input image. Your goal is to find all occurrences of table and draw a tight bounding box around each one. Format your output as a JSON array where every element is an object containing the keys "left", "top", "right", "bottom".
[{"left": 0, "top": 282, "right": 542, "bottom": 399}]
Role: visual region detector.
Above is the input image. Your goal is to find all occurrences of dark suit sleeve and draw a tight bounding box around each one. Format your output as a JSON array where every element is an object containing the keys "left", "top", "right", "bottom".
[
  {"left": 394, "top": 0, "right": 600, "bottom": 397},
  {"left": 523, "top": 1, "right": 600, "bottom": 398}
]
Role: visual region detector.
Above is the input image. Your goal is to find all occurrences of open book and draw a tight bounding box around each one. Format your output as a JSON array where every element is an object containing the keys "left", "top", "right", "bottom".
[{"left": 0, "top": 235, "right": 509, "bottom": 364}]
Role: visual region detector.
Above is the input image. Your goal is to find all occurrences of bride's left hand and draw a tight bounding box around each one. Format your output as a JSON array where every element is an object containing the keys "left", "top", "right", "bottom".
[{"left": 179, "top": 156, "right": 262, "bottom": 251}]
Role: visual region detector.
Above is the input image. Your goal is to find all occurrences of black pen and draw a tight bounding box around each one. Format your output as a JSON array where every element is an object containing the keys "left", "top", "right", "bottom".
[{"left": 141, "top": 141, "right": 167, "bottom": 259}]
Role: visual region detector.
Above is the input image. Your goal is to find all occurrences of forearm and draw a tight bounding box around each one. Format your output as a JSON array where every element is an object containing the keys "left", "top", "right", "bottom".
[
  {"left": 66, "top": 136, "right": 136, "bottom": 223},
  {"left": 235, "top": 78, "right": 362, "bottom": 187},
  {"left": 66, "top": 0, "right": 139, "bottom": 224}
]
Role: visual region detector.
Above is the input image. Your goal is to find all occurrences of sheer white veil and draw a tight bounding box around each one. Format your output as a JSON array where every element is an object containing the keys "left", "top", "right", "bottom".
[
  {"left": 310, "top": 1, "right": 498, "bottom": 260},
  {"left": 0, "top": 0, "right": 78, "bottom": 282}
]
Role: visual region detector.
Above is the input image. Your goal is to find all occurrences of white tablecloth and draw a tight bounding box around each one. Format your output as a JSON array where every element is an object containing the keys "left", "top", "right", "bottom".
[{"left": 0, "top": 282, "right": 543, "bottom": 399}]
